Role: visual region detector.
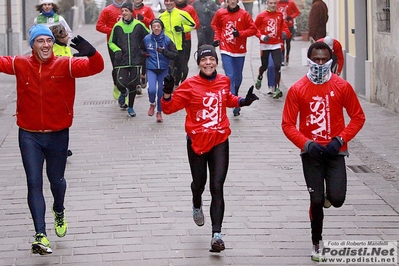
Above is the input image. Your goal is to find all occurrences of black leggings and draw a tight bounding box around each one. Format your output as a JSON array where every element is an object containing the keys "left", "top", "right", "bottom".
[
  {"left": 115, "top": 66, "right": 141, "bottom": 108},
  {"left": 301, "top": 154, "right": 347, "bottom": 245},
  {"left": 258, "top": 49, "right": 282, "bottom": 87},
  {"left": 282, "top": 26, "right": 294, "bottom": 58},
  {"left": 187, "top": 138, "right": 229, "bottom": 234}
]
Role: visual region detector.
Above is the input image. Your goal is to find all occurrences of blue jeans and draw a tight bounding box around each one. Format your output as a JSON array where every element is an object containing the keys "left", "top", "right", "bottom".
[
  {"left": 19, "top": 128, "right": 68, "bottom": 235},
  {"left": 147, "top": 69, "right": 167, "bottom": 112},
  {"left": 221, "top": 54, "right": 245, "bottom": 96},
  {"left": 301, "top": 154, "right": 347, "bottom": 245}
]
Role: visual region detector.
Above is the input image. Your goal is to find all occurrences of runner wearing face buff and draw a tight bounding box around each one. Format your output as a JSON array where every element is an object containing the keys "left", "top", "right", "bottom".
[
  {"left": 281, "top": 42, "right": 365, "bottom": 262},
  {"left": 306, "top": 57, "right": 333, "bottom": 84}
]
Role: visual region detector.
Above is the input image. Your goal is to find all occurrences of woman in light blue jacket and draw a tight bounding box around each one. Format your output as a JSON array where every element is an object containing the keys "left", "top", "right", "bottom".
[{"left": 143, "top": 18, "right": 178, "bottom": 122}]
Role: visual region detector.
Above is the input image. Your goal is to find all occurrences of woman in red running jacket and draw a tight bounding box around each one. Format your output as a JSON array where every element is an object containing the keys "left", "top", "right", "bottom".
[{"left": 161, "top": 45, "right": 258, "bottom": 253}]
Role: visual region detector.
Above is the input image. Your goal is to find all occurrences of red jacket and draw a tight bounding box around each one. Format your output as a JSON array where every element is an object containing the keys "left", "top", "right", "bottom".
[
  {"left": 0, "top": 52, "right": 104, "bottom": 132},
  {"left": 277, "top": 0, "right": 300, "bottom": 28},
  {"left": 161, "top": 74, "right": 241, "bottom": 154},
  {"left": 211, "top": 7, "right": 257, "bottom": 56},
  {"left": 282, "top": 74, "right": 365, "bottom": 153},
  {"left": 176, "top": 3, "right": 200, "bottom": 40},
  {"left": 317, "top": 37, "right": 344, "bottom": 76},
  {"left": 255, "top": 10, "right": 290, "bottom": 45},
  {"left": 133, "top": 4, "right": 156, "bottom": 29},
  {"left": 96, "top": 4, "right": 123, "bottom": 41}
]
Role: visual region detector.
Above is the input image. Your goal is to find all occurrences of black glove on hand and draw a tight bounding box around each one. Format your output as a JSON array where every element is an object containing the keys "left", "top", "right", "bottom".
[
  {"left": 163, "top": 66, "right": 175, "bottom": 94},
  {"left": 70, "top": 35, "right": 96, "bottom": 57},
  {"left": 115, "top": 51, "right": 122, "bottom": 61},
  {"left": 282, "top": 32, "right": 287, "bottom": 40},
  {"left": 212, "top": 40, "right": 220, "bottom": 47},
  {"left": 262, "top": 35, "right": 269, "bottom": 42},
  {"left": 174, "top": 26, "right": 183, "bottom": 32},
  {"left": 240, "top": 86, "right": 259, "bottom": 107},
  {"left": 286, "top": 15, "right": 292, "bottom": 20},
  {"left": 157, "top": 47, "right": 165, "bottom": 53},
  {"left": 308, "top": 142, "right": 326, "bottom": 158},
  {"left": 232, "top": 28, "right": 239, "bottom": 37},
  {"left": 324, "top": 138, "right": 342, "bottom": 157},
  {"left": 137, "top": 14, "right": 144, "bottom": 21}
]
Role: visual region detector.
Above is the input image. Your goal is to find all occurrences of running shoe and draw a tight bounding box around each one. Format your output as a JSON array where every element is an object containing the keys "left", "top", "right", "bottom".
[
  {"left": 192, "top": 206, "right": 204, "bottom": 226},
  {"left": 273, "top": 88, "right": 283, "bottom": 99},
  {"left": 112, "top": 85, "right": 120, "bottom": 100},
  {"left": 53, "top": 208, "right": 68, "bottom": 238},
  {"left": 210, "top": 232, "right": 225, "bottom": 252},
  {"left": 233, "top": 107, "right": 241, "bottom": 117},
  {"left": 311, "top": 244, "right": 321, "bottom": 261},
  {"left": 255, "top": 76, "right": 262, "bottom": 90},
  {"left": 148, "top": 104, "right": 155, "bottom": 116},
  {"left": 31, "top": 233, "right": 52, "bottom": 255},
  {"left": 128, "top": 107, "right": 136, "bottom": 117},
  {"left": 267, "top": 86, "right": 275, "bottom": 95},
  {"left": 156, "top": 112, "right": 163, "bottom": 122},
  {"left": 136, "top": 85, "right": 143, "bottom": 95},
  {"left": 118, "top": 95, "right": 127, "bottom": 109}
]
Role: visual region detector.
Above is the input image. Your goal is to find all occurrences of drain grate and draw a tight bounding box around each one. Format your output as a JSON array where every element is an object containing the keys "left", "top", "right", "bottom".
[
  {"left": 83, "top": 100, "right": 116, "bottom": 106},
  {"left": 347, "top": 165, "right": 374, "bottom": 173}
]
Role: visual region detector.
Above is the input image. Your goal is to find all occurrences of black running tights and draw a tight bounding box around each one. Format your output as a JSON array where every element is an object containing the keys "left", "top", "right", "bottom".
[{"left": 187, "top": 138, "right": 229, "bottom": 234}]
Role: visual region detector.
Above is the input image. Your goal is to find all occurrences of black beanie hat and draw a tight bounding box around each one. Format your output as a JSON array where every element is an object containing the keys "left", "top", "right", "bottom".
[
  {"left": 196, "top": 45, "right": 218, "bottom": 65},
  {"left": 121, "top": 2, "right": 133, "bottom": 12},
  {"left": 150, "top": 18, "right": 164, "bottom": 30}
]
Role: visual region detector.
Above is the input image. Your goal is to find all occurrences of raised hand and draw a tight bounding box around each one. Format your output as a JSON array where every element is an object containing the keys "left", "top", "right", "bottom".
[
  {"left": 163, "top": 66, "right": 175, "bottom": 94},
  {"left": 70, "top": 35, "right": 96, "bottom": 57},
  {"left": 240, "top": 86, "right": 259, "bottom": 106}
]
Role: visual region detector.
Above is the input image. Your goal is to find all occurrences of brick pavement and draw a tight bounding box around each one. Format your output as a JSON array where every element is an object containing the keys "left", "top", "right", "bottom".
[{"left": 1, "top": 10, "right": 399, "bottom": 266}]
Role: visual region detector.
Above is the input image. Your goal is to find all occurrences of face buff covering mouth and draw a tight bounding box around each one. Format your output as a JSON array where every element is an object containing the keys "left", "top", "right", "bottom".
[{"left": 307, "top": 58, "right": 333, "bottom": 84}]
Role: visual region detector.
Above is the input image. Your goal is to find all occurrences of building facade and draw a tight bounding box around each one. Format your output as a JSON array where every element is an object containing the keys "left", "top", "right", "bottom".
[{"left": 0, "top": 0, "right": 85, "bottom": 56}]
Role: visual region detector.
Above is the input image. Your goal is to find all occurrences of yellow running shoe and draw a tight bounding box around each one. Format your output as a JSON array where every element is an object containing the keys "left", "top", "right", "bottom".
[
  {"left": 53, "top": 208, "right": 68, "bottom": 238},
  {"left": 31, "top": 233, "right": 52, "bottom": 255}
]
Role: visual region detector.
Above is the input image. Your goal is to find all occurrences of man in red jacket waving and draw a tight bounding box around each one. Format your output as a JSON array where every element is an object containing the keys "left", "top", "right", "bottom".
[{"left": 0, "top": 24, "right": 104, "bottom": 256}]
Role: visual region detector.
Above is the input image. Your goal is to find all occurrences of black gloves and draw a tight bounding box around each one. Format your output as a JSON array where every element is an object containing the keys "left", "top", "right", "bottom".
[
  {"left": 232, "top": 28, "right": 239, "bottom": 37},
  {"left": 286, "top": 15, "right": 292, "bottom": 20},
  {"left": 174, "top": 26, "right": 183, "bottom": 32},
  {"left": 308, "top": 142, "right": 326, "bottom": 158},
  {"left": 115, "top": 50, "right": 122, "bottom": 61},
  {"left": 70, "top": 35, "right": 96, "bottom": 57},
  {"left": 239, "top": 86, "right": 259, "bottom": 107},
  {"left": 262, "top": 35, "right": 269, "bottom": 42},
  {"left": 212, "top": 40, "right": 220, "bottom": 47},
  {"left": 282, "top": 32, "right": 287, "bottom": 40},
  {"left": 137, "top": 14, "right": 144, "bottom": 21},
  {"left": 163, "top": 66, "right": 175, "bottom": 94},
  {"left": 324, "top": 137, "right": 342, "bottom": 157},
  {"left": 157, "top": 47, "right": 165, "bottom": 54}
]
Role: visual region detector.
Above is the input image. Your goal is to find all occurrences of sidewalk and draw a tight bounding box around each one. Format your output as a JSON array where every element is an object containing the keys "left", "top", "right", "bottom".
[{"left": 0, "top": 20, "right": 399, "bottom": 265}]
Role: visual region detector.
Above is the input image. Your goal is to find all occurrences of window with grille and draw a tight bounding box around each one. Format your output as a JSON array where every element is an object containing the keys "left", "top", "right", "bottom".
[{"left": 376, "top": 0, "right": 390, "bottom": 32}]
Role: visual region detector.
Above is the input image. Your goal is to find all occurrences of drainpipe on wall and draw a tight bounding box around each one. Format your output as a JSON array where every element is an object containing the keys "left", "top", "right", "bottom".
[{"left": 6, "top": 0, "right": 12, "bottom": 55}]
